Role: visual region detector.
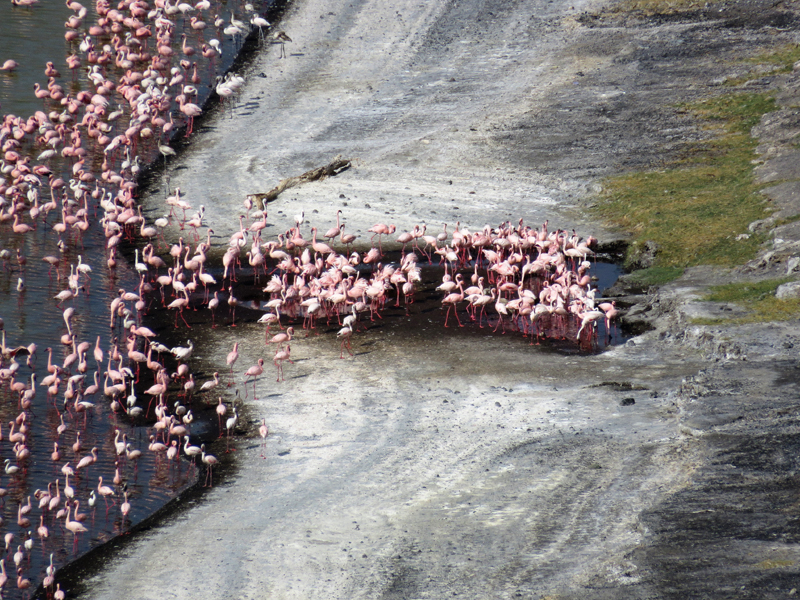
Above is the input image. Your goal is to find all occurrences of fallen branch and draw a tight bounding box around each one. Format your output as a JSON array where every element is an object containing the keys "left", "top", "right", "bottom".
[{"left": 247, "top": 155, "right": 352, "bottom": 210}]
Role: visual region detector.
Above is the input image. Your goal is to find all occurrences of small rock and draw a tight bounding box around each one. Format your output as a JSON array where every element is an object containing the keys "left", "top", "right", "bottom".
[
  {"left": 620, "top": 397, "right": 636, "bottom": 406},
  {"left": 626, "top": 240, "right": 658, "bottom": 270},
  {"left": 787, "top": 256, "right": 800, "bottom": 275},
  {"left": 776, "top": 281, "right": 800, "bottom": 300},
  {"left": 748, "top": 217, "right": 775, "bottom": 233}
]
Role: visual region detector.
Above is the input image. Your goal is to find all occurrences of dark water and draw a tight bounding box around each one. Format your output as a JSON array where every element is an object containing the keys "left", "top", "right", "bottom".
[
  {"left": 0, "top": 0, "right": 272, "bottom": 597},
  {"left": 338, "top": 256, "right": 627, "bottom": 353}
]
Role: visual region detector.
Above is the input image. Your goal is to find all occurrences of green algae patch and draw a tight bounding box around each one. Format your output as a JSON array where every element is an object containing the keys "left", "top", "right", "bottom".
[
  {"left": 609, "top": 0, "right": 723, "bottom": 16},
  {"left": 691, "top": 277, "right": 800, "bottom": 324},
  {"left": 724, "top": 44, "right": 800, "bottom": 86},
  {"left": 593, "top": 93, "right": 777, "bottom": 283},
  {"left": 755, "top": 559, "right": 795, "bottom": 569}
]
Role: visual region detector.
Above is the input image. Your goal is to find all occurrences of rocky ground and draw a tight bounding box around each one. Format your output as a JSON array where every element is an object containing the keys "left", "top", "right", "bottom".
[{"left": 58, "top": 0, "right": 800, "bottom": 597}]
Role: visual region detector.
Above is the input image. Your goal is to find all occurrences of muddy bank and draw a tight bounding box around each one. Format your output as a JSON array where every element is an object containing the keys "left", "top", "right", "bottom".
[{"left": 68, "top": 0, "right": 800, "bottom": 597}]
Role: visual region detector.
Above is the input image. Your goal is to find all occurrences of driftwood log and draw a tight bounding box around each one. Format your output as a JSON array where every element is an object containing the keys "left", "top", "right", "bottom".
[{"left": 247, "top": 155, "right": 352, "bottom": 210}]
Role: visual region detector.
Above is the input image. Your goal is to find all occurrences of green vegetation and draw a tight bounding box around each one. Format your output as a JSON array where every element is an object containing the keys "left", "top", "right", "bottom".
[
  {"left": 593, "top": 92, "right": 777, "bottom": 283},
  {"left": 756, "top": 559, "right": 795, "bottom": 569},
  {"left": 745, "top": 44, "right": 800, "bottom": 73},
  {"left": 623, "top": 266, "right": 685, "bottom": 288},
  {"left": 610, "top": 0, "right": 722, "bottom": 15},
  {"left": 724, "top": 43, "right": 800, "bottom": 86},
  {"left": 702, "top": 277, "right": 793, "bottom": 303},
  {"left": 691, "top": 277, "right": 800, "bottom": 324}
]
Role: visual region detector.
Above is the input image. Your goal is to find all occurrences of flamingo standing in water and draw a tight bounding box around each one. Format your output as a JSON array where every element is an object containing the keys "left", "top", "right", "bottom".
[
  {"left": 96, "top": 476, "right": 115, "bottom": 509},
  {"left": 64, "top": 503, "right": 87, "bottom": 550},
  {"left": 441, "top": 279, "right": 465, "bottom": 327},
  {"left": 367, "top": 223, "right": 395, "bottom": 254},
  {"left": 323, "top": 210, "right": 342, "bottom": 240}
]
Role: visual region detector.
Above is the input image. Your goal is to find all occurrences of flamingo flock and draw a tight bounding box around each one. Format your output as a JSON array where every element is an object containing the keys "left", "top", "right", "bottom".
[
  {"left": 0, "top": 0, "right": 278, "bottom": 596},
  {"left": 180, "top": 212, "right": 617, "bottom": 363}
]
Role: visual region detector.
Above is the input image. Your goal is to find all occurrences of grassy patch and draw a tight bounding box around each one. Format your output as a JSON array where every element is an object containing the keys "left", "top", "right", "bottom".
[
  {"left": 756, "top": 559, "right": 795, "bottom": 569},
  {"left": 625, "top": 266, "right": 686, "bottom": 288},
  {"left": 702, "top": 277, "right": 793, "bottom": 303},
  {"left": 609, "top": 0, "right": 722, "bottom": 15},
  {"left": 692, "top": 277, "right": 800, "bottom": 324},
  {"left": 724, "top": 44, "right": 800, "bottom": 87},
  {"left": 593, "top": 92, "right": 776, "bottom": 282},
  {"left": 746, "top": 44, "right": 800, "bottom": 73}
]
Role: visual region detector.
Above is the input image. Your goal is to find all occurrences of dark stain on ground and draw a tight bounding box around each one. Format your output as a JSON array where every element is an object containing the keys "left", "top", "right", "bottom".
[{"left": 630, "top": 361, "right": 800, "bottom": 600}]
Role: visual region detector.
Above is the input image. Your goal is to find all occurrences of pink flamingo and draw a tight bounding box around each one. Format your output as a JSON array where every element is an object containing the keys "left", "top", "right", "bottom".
[
  {"left": 243, "top": 359, "right": 264, "bottom": 398},
  {"left": 337, "top": 324, "right": 353, "bottom": 358},
  {"left": 259, "top": 419, "right": 268, "bottom": 458},
  {"left": 273, "top": 345, "right": 293, "bottom": 382},
  {"left": 323, "top": 210, "right": 342, "bottom": 240},
  {"left": 167, "top": 289, "right": 191, "bottom": 328},
  {"left": 96, "top": 476, "right": 115, "bottom": 509},
  {"left": 179, "top": 96, "right": 202, "bottom": 135},
  {"left": 225, "top": 406, "right": 238, "bottom": 452},
  {"left": 310, "top": 227, "right": 334, "bottom": 256},
  {"left": 367, "top": 223, "right": 395, "bottom": 253},
  {"left": 64, "top": 503, "right": 87, "bottom": 550},
  {"left": 215, "top": 397, "right": 227, "bottom": 435},
  {"left": 267, "top": 326, "right": 293, "bottom": 348},
  {"left": 441, "top": 279, "right": 465, "bottom": 327},
  {"left": 208, "top": 291, "right": 220, "bottom": 328},
  {"left": 201, "top": 444, "right": 218, "bottom": 487},
  {"left": 226, "top": 341, "right": 238, "bottom": 385}
]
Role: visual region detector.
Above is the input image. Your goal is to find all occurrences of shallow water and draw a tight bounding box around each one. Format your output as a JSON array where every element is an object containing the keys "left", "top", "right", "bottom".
[{"left": 0, "top": 0, "right": 272, "bottom": 597}]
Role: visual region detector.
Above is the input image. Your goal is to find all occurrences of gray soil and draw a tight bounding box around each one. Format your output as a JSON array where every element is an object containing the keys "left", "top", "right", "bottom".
[{"left": 69, "top": 0, "right": 800, "bottom": 598}]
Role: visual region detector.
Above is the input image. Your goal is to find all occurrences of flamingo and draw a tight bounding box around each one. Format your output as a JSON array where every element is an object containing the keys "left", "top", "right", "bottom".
[
  {"left": 200, "top": 372, "right": 220, "bottom": 394},
  {"left": 243, "top": 359, "right": 264, "bottom": 398},
  {"left": 97, "top": 476, "right": 115, "bottom": 508},
  {"left": 207, "top": 397, "right": 225, "bottom": 436},
  {"left": 64, "top": 503, "right": 88, "bottom": 549},
  {"left": 225, "top": 406, "right": 238, "bottom": 452},
  {"left": 441, "top": 279, "right": 465, "bottom": 327},
  {"left": 338, "top": 324, "right": 354, "bottom": 358},
  {"left": 259, "top": 419, "right": 268, "bottom": 458},
  {"left": 225, "top": 342, "right": 239, "bottom": 385},
  {"left": 273, "top": 345, "right": 293, "bottom": 382},
  {"left": 201, "top": 444, "right": 218, "bottom": 487}
]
